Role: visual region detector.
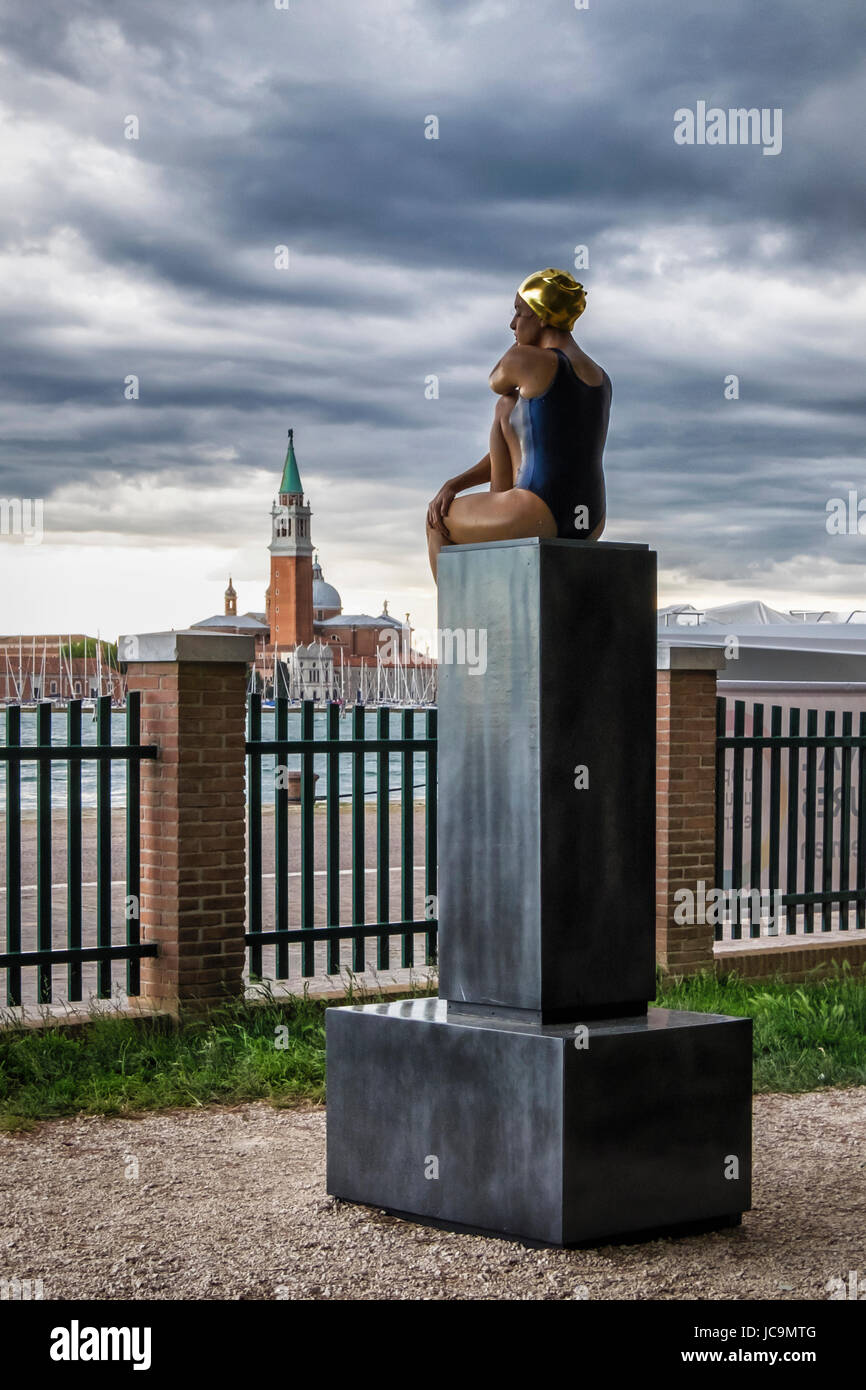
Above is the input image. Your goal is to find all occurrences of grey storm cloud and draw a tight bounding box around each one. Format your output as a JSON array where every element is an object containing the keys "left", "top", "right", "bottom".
[{"left": 0, "top": 0, "right": 864, "bottom": 598}]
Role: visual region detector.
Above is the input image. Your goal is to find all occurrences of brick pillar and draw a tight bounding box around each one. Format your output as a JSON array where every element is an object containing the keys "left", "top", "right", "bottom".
[
  {"left": 656, "top": 643, "right": 726, "bottom": 977},
  {"left": 119, "top": 630, "right": 256, "bottom": 1015}
]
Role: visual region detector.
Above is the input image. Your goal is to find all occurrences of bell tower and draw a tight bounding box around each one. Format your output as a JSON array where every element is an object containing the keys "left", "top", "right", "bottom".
[
  {"left": 268, "top": 429, "right": 314, "bottom": 646},
  {"left": 224, "top": 577, "right": 237, "bottom": 617}
]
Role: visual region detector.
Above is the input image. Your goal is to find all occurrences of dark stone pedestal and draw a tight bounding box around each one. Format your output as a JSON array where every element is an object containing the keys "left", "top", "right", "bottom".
[
  {"left": 437, "top": 538, "right": 657, "bottom": 1021},
  {"left": 325, "top": 539, "right": 753, "bottom": 1247},
  {"left": 326, "top": 999, "right": 752, "bottom": 1247}
]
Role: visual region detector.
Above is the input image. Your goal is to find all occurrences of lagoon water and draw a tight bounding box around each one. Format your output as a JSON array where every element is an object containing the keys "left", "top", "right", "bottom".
[{"left": 1, "top": 706, "right": 431, "bottom": 812}]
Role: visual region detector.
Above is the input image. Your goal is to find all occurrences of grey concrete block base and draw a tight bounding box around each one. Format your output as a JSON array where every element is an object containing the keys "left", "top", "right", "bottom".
[{"left": 326, "top": 999, "right": 753, "bottom": 1248}]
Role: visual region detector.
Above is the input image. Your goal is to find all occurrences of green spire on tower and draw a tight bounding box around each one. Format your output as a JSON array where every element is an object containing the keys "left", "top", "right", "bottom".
[{"left": 279, "top": 428, "right": 303, "bottom": 496}]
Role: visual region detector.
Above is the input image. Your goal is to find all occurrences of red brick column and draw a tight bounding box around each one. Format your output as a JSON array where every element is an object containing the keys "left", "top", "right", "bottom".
[
  {"left": 656, "top": 644, "right": 726, "bottom": 977},
  {"left": 119, "top": 630, "right": 256, "bottom": 1015}
]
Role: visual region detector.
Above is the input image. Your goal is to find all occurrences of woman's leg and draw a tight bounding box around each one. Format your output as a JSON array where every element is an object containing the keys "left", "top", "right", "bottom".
[
  {"left": 427, "top": 394, "right": 545, "bottom": 580},
  {"left": 426, "top": 487, "right": 556, "bottom": 581},
  {"left": 427, "top": 519, "right": 446, "bottom": 579}
]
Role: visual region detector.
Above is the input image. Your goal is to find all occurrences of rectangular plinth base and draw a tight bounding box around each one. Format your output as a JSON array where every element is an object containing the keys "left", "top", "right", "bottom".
[{"left": 326, "top": 999, "right": 752, "bottom": 1248}]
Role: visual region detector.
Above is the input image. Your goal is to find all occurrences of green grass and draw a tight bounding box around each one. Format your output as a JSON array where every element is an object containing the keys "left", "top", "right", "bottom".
[
  {"left": 0, "top": 988, "right": 330, "bottom": 1132},
  {"left": 655, "top": 960, "right": 866, "bottom": 1093},
  {"left": 0, "top": 966, "right": 863, "bottom": 1131}
]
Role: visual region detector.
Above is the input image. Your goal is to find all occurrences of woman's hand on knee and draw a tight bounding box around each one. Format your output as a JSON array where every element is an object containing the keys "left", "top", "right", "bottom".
[{"left": 427, "top": 482, "right": 456, "bottom": 538}]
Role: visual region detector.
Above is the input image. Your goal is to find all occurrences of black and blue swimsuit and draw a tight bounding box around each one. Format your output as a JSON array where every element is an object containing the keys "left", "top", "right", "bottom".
[{"left": 511, "top": 348, "right": 611, "bottom": 538}]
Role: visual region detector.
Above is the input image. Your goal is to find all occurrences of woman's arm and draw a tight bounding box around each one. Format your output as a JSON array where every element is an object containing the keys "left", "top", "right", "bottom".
[
  {"left": 489, "top": 344, "right": 555, "bottom": 396},
  {"left": 488, "top": 350, "right": 519, "bottom": 394},
  {"left": 427, "top": 455, "right": 492, "bottom": 537}
]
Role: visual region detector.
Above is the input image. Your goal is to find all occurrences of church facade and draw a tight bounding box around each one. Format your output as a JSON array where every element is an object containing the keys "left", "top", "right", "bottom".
[{"left": 191, "top": 431, "right": 432, "bottom": 701}]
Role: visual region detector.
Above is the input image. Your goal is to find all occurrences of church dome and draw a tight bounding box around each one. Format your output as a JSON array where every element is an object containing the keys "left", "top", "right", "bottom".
[{"left": 312, "top": 554, "right": 341, "bottom": 614}]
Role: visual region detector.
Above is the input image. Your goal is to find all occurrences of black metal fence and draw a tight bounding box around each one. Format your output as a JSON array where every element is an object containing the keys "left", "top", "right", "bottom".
[
  {"left": 0, "top": 694, "right": 157, "bottom": 1007},
  {"left": 10, "top": 687, "right": 864, "bottom": 1007},
  {"left": 716, "top": 697, "right": 866, "bottom": 941},
  {"left": 245, "top": 696, "right": 438, "bottom": 982}
]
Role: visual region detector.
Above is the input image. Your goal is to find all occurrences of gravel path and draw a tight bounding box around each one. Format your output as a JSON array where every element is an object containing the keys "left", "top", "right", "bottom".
[{"left": 1, "top": 1088, "right": 863, "bottom": 1301}]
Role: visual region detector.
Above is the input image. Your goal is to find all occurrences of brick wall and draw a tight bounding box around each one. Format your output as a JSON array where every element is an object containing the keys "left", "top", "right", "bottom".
[
  {"left": 714, "top": 939, "right": 866, "bottom": 983},
  {"left": 656, "top": 655, "right": 722, "bottom": 977},
  {"left": 123, "top": 634, "right": 253, "bottom": 1014}
]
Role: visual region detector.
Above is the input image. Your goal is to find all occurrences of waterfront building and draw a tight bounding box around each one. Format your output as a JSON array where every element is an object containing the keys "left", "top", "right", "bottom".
[{"left": 0, "top": 635, "right": 123, "bottom": 703}]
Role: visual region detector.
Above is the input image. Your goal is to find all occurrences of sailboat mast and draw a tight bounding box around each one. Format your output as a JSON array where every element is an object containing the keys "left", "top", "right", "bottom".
[
  {"left": 5, "top": 647, "right": 18, "bottom": 703},
  {"left": 69, "top": 633, "right": 76, "bottom": 700}
]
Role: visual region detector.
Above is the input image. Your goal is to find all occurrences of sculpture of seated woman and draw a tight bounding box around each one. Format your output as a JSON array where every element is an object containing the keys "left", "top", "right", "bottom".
[{"left": 426, "top": 268, "right": 612, "bottom": 581}]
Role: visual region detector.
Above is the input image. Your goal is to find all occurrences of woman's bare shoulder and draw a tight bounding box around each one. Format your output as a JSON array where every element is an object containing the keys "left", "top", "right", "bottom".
[{"left": 508, "top": 344, "right": 560, "bottom": 396}]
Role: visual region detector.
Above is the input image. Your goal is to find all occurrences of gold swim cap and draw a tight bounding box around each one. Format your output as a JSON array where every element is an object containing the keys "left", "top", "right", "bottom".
[{"left": 517, "top": 268, "right": 586, "bottom": 330}]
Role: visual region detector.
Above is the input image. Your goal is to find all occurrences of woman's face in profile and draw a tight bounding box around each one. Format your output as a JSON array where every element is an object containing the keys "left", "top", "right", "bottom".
[{"left": 510, "top": 294, "right": 542, "bottom": 346}]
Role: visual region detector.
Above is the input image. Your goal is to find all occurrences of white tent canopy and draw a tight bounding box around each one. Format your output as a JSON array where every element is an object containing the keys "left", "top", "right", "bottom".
[
  {"left": 657, "top": 599, "right": 866, "bottom": 680},
  {"left": 658, "top": 600, "right": 866, "bottom": 628}
]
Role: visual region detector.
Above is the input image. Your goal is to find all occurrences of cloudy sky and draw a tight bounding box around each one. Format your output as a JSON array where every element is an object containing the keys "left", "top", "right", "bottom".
[{"left": 1, "top": 0, "right": 864, "bottom": 649}]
